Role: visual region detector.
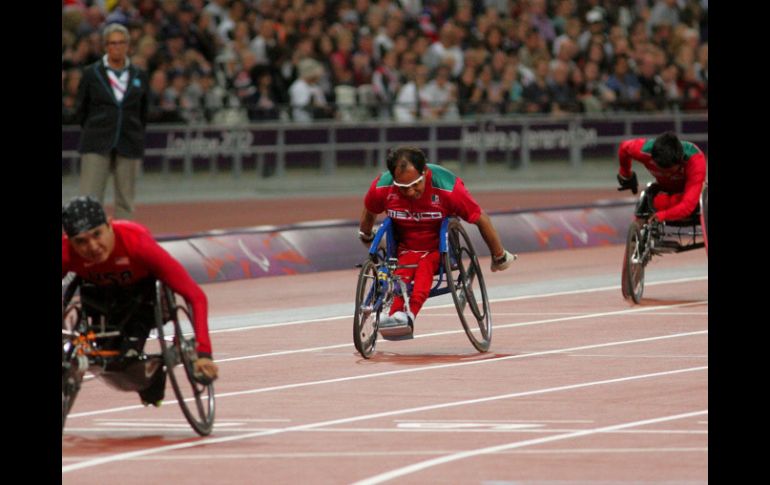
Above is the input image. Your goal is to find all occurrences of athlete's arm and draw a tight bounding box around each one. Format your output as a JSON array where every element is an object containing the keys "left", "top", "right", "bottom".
[{"left": 134, "top": 236, "right": 213, "bottom": 357}]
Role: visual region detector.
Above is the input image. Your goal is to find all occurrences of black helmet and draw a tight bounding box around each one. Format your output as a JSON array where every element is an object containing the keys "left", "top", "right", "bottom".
[
  {"left": 651, "top": 132, "right": 684, "bottom": 169},
  {"left": 62, "top": 196, "right": 107, "bottom": 237}
]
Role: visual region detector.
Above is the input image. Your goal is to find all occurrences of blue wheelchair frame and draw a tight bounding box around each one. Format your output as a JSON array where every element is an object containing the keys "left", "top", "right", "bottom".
[
  {"left": 353, "top": 216, "right": 491, "bottom": 358},
  {"left": 366, "top": 217, "right": 454, "bottom": 307}
]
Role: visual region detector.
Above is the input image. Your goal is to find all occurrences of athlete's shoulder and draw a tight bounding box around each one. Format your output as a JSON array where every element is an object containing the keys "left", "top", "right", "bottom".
[
  {"left": 681, "top": 140, "right": 703, "bottom": 160},
  {"left": 112, "top": 220, "right": 154, "bottom": 242},
  {"left": 375, "top": 170, "right": 394, "bottom": 188},
  {"left": 638, "top": 138, "right": 655, "bottom": 154},
  {"left": 428, "top": 163, "right": 457, "bottom": 191}
]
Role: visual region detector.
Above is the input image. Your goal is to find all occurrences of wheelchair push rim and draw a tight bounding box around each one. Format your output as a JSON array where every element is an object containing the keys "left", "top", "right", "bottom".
[
  {"left": 155, "top": 283, "right": 215, "bottom": 436},
  {"left": 445, "top": 220, "right": 492, "bottom": 352},
  {"left": 621, "top": 221, "right": 646, "bottom": 304},
  {"left": 353, "top": 258, "right": 381, "bottom": 358}
]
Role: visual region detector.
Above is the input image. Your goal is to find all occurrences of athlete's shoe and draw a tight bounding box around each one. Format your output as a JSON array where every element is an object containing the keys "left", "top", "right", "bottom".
[
  {"left": 138, "top": 364, "right": 166, "bottom": 407},
  {"left": 379, "top": 311, "right": 414, "bottom": 340}
]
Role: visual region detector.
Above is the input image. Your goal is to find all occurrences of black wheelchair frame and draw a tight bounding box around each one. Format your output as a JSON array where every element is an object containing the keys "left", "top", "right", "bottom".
[
  {"left": 621, "top": 182, "right": 708, "bottom": 304},
  {"left": 61, "top": 277, "right": 215, "bottom": 436},
  {"left": 353, "top": 217, "right": 492, "bottom": 358}
]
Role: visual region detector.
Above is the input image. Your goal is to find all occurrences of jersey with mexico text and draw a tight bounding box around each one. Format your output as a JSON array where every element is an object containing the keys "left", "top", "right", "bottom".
[
  {"left": 364, "top": 164, "right": 482, "bottom": 252},
  {"left": 618, "top": 137, "right": 707, "bottom": 222},
  {"left": 62, "top": 220, "right": 212, "bottom": 356}
]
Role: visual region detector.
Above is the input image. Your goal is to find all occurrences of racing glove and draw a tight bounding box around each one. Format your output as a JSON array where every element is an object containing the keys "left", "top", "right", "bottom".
[
  {"left": 491, "top": 249, "right": 517, "bottom": 272},
  {"left": 617, "top": 171, "right": 638, "bottom": 195},
  {"left": 194, "top": 357, "right": 219, "bottom": 384}
]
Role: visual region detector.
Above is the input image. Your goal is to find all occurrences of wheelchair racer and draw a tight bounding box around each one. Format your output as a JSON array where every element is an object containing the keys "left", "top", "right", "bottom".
[
  {"left": 616, "top": 131, "right": 707, "bottom": 223},
  {"left": 62, "top": 196, "right": 218, "bottom": 406},
  {"left": 358, "top": 146, "right": 515, "bottom": 336}
]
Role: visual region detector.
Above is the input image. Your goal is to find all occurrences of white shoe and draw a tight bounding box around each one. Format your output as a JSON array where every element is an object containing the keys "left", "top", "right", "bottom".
[
  {"left": 491, "top": 250, "right": 517, "bottom": 272},
  {"left": 380, "top": 311, "right": 412, "bottom": 328},
  {"left": 379, "top": 311, "right": 414, "bottom": 340}
]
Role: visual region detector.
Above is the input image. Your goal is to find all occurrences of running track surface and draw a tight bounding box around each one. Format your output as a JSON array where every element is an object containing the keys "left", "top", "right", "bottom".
[{"left": 62, "top": 241, "right": 708, "bottom": 483}]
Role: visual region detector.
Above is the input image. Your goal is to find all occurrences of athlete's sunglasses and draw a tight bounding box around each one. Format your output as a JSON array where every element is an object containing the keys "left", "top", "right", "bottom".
[{"left": 393, "top": 174, "right": 424, "bottom": 189}]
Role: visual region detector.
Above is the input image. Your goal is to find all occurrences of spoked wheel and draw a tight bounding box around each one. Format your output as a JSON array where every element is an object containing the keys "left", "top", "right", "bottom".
[
  {"left": 155, "top": 283, "right": 215, "bottom": 436},
  {"left": 62, "top": 304, "right": 84, "bottom": 434},
  {"left": 621, "top": 221, "right": 646, "bottom": 304},
  {"left": 445, "top": 219, "right": 492, "bottom": 352},
  {"left": 353, "top": 259, "right": 381, "bottom": 358}
]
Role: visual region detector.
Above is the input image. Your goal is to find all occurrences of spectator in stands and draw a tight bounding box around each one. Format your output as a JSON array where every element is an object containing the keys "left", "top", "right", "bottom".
[
  {"left": 604, "top": 54, "right": 641, "bottom": 111},
  {"left": 421, "top": 64, "right": 460, "bottom": 120},
  {"left": 62, "top": 68, "right": 83, "bottom": 125},
  {"left": 499, "top": 61, "right": 525, "bottom": 114},
  {"left": 522, "top": 57, "right": 552, "bottom": 113},
  {"left": 372, "top": 49, "right": 402, "bottom": 119},
  {"left": 147, "top": 68, "right": 182, "bottom": 123},
  {"left": 62, "top": 0, "right": 706, "bottom": 125},
  {"left": 677, "top": 63, "right": 707, "bottom": 112},
  {"left": 548, "top": 61, "right": 579, "bottom": 114},
  {"left": 423, "top": 21, "right": 464, "bottom": 78},
  {"left": 647, "top": 0, "right": 680, "bottom": 35},
  {"left": 394, "top": 63, "right": 430, "bottom": 122},
  {"left": 637, "top": 54, "right": 666, "bottom": 111},
  {"left": 471, "top": 63, "right": 505, "bottom": 114},
  {"left": 289, "top": 58, "right": 332, "bottom": 122},
  {"left": 245, "top": 66, "right": 281, "bottom": 121}
]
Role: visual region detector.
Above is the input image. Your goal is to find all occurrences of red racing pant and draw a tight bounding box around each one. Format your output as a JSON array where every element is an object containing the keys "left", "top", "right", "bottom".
[{"left": 389, "top": 250, "right": 441, "bottom": 317}]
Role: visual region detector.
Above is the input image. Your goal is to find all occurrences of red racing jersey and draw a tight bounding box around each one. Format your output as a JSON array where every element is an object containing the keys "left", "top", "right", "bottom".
[
  {"left": 364, "top": 164, "right": 482, "bottom": 251},
  {"left": 618, "top": 137, "right": 707, "bottom": 221},
  {"left": 62, "top": 220, "right": 212, "bottom": 356}
]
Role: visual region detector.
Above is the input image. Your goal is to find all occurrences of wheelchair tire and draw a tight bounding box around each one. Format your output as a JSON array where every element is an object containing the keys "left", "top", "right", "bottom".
[
  {"left": 353, "top": 259, "right": 380, "bottom": 359},
  {"left": 445, "top": 219, "right": 492, "bottom": 352},
  {"left": 155, "top": 282, "right": 215, "bottom": 436},
  {"left": 621, "top": 221, "right": 645, "bottom": 304},
  {"left": 61, "top": 304, "right": 83, "bottom": 434},
  {"left": 699, "top": 183, "right": 708, "bottom": 255}
]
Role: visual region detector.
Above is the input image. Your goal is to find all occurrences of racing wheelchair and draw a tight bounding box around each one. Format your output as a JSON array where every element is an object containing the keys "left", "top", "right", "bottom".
[
  {"left": 61, "top": 276, "right": 215, "bottom": 436},
  {"left": 621, "top": 182, "right": 708, "bottom": 304},
  {"left": 353, "top": 217, "right": 492, "bottom": 358}
]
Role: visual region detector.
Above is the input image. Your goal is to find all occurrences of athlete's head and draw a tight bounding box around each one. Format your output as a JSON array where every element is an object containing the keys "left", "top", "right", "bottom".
[
  {"left": 651, "top": 132, "right": 684, "bottom": 169},
  {"left": 62, "top": 196, "right": 115, "bottom": 263},
  {"left": 386, "top": 146, "right": 428, "bottom": 199}
]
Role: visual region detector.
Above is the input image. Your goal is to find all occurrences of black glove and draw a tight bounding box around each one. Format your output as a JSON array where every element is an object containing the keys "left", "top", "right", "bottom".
[{"left": 617, "top": 171, "right": 638, "bottom": 195}]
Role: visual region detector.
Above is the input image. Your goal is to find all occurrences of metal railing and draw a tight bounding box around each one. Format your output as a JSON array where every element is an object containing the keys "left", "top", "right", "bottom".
[{"left": 62, "top": 111, "right": 707, "bottom": 178}]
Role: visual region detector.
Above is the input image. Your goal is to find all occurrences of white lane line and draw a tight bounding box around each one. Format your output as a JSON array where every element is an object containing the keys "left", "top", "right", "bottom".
[
  {"left": 213, "top": 300, "right": 707, "bottom": 364},
  {"left": 207, "top": 276, "right": 708, "bottom": 334},
  {"left": 64, "top": 426, "right": 708, "bottom": 436},
  {"left": 68, "top": 328, "right": 707, "bottom": 419},
  {"left": 394, "top": 419, "right": 595, "bottom": 423},
  {"left": 62, "top": 447, "right": 708, "bottom": 462},
  {"left": 62, "top": 366, "right": 706, "bottom": 473},
  {"left": 352, "top": 410, "right": 708, "bottom": 485},
  {"left": 567, "top": 354, "right": 708, "bottom": 359}
]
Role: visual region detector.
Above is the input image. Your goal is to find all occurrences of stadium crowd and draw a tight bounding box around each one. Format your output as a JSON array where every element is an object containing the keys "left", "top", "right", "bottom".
[{"left": 62, "top": 0, "right": 708, "bottom": 124}]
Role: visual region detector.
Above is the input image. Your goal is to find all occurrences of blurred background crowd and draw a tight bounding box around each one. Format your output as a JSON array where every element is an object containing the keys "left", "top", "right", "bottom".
[{"left": 62, "top": 0, "right": 708, "bottom": 125}]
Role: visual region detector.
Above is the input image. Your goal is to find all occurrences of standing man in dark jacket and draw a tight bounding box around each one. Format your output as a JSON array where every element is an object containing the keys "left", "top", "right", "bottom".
[{"left": 75, "top": 23, "right": 148, "bottom": 220}]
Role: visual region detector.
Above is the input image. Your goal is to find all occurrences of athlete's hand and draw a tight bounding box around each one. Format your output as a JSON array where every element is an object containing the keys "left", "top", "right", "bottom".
[
  {"left": 194, "top": 357, "right": 219, "bottom": 384},
  {"left": 617, "top": 171, "right": 639, "bottom": 195},
  {"left": 491, "top": 249, "right": 517, "bottom": 272},
  {"left": 358, "top": 230, "right": 375, "bottom": 248}
]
